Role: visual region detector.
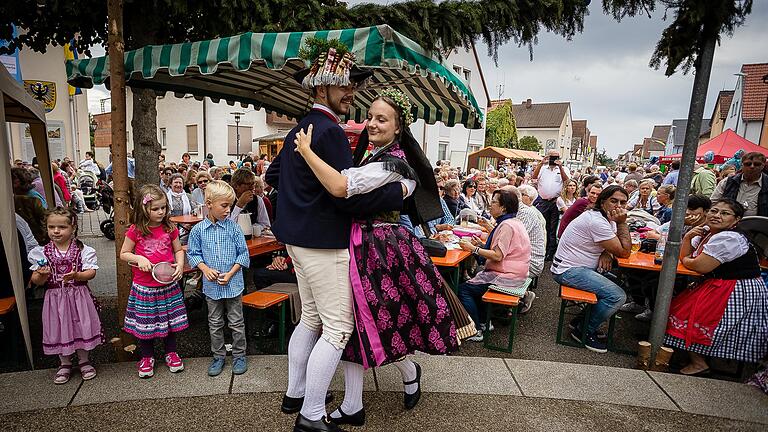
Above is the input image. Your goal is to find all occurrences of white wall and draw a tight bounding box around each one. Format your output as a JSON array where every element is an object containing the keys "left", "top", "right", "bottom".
[
  {"left": 723, "top": 75, "right": 746, "bottom": 135},
  {"left": 412, "top": 46, "right": 488, "bottom": 170},
  {"left": 122, "top": 91, "right": 279, "bottom": 165},
  {"left": 8, "top": 45, "right": 90, "bottom": 163}
]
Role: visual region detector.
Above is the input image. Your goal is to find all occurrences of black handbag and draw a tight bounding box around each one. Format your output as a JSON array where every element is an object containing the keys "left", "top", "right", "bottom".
[
  {"left": 419, "top": 237, "right": 447, "bottom": 257},
  {"left": 639, "top": 238, "right": 658, "bottom": 253}
]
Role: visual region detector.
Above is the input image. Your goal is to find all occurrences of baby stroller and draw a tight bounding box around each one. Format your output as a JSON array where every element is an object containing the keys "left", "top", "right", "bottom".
[
  {"left": 99, "top": 181, "right": 115, "bottom": 240},
  {"left": 76, "top": 171, "right": 101, "bottom": 211}
]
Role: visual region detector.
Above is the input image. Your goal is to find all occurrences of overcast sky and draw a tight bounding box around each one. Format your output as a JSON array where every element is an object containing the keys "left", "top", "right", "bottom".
[{"left": 87, "top": 1, "right": 768, "bottom": 158}]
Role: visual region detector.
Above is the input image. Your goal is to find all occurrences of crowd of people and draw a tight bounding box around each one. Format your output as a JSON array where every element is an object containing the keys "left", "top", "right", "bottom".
[{"left": 7, "top": 37, "right": 768, "bottom": 431}]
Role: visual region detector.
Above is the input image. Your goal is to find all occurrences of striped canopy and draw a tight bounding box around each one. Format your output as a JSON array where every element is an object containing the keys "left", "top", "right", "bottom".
[{"left": 66, "top": 25, "right": 483, "bottom": 129}]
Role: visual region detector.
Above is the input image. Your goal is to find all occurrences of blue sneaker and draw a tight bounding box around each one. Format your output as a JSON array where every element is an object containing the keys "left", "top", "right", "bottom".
[
  {"left": 208, "top": 357, "right": 225, "bottom": 376},
  {"left": 584, "top": 333, "right": 608, "bottom": 353},
  {"left": 232, "top": 356, "right": 248, "bottom": 375}
]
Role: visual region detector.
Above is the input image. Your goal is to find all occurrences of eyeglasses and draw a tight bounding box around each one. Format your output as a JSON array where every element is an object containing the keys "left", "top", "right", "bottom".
[
  {"left": 197, "top": 179, "right": 209, "bottom": 184},
  {"left": 708, "top": 208, "right": 735, "bottom": 217},
  {"left": 743, "top": 161, "right": 764, "bottom": 167}
]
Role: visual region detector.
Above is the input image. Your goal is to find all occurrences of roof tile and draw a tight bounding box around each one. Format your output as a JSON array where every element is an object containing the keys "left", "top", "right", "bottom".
[
  {"left": 741, "top": 63, "right": 768, "bottom": 121},
  {"left": 511, "top": 101, "right": 570, "bottom": 129}
]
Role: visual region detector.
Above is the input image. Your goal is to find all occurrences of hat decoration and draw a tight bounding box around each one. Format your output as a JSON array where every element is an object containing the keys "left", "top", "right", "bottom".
[
  {"left": 378, "top": 88, "right": 414, "bottom": 125},
  {"left": 298, "top": 37, "right": 361, "bottom": 89}
]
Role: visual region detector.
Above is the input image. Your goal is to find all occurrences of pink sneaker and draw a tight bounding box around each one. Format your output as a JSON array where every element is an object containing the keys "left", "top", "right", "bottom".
[
  {"left": 138, "top": 357, "right": 155, "bottom": 378},
  {"left": 165, "top": 352, "right": 184, "bottom": 373}
]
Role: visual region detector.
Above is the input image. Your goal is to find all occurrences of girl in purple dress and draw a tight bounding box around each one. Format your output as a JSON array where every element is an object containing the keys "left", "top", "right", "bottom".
[
  {"left": 29, "top": 207, "right": 101, "bottom": 384},
  {"left": 294, "top": 89, "right": 460, "bottom": 426}
]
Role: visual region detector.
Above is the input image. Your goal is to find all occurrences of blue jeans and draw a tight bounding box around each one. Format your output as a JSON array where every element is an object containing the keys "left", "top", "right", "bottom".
[
  {"left": 458, "top": 282, "right": 491, "bottom": 331},
  {"left": 551, "top": 267, "right": 626, "bottom": 335}
]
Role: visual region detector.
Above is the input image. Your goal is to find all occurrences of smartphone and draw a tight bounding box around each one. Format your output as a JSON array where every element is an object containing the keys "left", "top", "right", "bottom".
[{"left": 548, "top": 155, "right": 558, "bottom": 166}]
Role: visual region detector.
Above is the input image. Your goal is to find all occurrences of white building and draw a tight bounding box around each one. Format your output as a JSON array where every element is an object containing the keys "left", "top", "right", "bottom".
[
  {"left": 5, "top": 45, "right": 90, "bottom": 163},
  {"left": 722, "top": 63, "right": 768, "bottom": 148},
  {"left": 511, "top": 99, "right": 573, "bottom": 162},
  {"left": 409, "top": 46, "right": 489, "bottom": 169}
]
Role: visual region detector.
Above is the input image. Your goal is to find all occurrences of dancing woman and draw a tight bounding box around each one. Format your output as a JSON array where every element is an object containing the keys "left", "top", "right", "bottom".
[{"left": 294, "top": 89, "right": 462, "bottom": 426}]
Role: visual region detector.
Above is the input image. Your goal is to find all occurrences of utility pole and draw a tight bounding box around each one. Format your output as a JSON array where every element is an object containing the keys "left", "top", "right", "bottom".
[
  {"left": 108, "top": 0, "right": 133, "bottom": 360},
  {"left": 231, "top": 112, "right": 243, "bottom": 160}
]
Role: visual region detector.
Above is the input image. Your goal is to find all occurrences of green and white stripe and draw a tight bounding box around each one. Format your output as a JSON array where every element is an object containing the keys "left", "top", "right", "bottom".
[{"left": 66, "top": 25, "right": 483, "bottom": 129}]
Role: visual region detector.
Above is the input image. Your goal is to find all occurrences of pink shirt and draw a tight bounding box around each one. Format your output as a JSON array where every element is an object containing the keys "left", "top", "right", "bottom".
[
  {"left": 125, "top": 224, "right": 179, "bottom": 287},
  {"left": 483, "top": 219, "right": 531, "bottom": 280}
]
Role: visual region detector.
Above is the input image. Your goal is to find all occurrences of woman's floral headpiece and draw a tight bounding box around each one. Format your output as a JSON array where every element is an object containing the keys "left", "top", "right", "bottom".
[
  {"left": 142, "top": 194, "right": 153, "bottom": 205},
  {"left": 378, "top": 88, "right": 414, "bottom": 125}
]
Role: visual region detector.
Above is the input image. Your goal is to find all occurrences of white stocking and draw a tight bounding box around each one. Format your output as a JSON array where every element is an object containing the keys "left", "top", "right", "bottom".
[
  {"left": 393, "top": 358, "right": 419, "bottom": 395},
  {"left": 286, "top": 322, "right": 320, "bottom": 398},
  {"left": 299, "top": 337, "right": 343, "bottom": 421},
  {"left": 330, "top": 361, "right": 364, "bottom": 418}
]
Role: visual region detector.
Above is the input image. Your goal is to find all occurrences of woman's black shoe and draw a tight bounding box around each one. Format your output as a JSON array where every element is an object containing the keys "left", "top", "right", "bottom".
[
  {"left": 331, "top": 406, "right": 366, "bottom": 426},
  {"left": 281, "top": 391, "right": 335, "bottom": 414},
  {"left": 403, "top": 362, "right": 422, "bottom": 410},
  {"left": 293, "top": 414, "right": 345, "bottom": 432}
]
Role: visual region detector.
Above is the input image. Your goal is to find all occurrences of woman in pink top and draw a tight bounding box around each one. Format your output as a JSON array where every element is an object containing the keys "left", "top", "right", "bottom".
[
  {"left": 457, "top": 188, "right": 531, "bottom": 341},
  {"left": 52, "top": 163, "right": 71, "bottom": 203}
]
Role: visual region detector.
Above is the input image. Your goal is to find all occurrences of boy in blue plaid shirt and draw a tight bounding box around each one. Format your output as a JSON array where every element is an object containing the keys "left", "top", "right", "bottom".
[{"left": 187, "top": 180, "right": 250, "bottom": 376}]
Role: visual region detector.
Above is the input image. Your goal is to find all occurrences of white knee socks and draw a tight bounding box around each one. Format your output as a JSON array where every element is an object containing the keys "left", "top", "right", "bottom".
[
  {"left": 300, "top": 337, "right": 343, "bottom": 421},
  {"left": 286, "top": 322, "right": 320, "bottom": 398},
  {"left": 330, "top": 361, "right": 365, "bottom": 418},
  {"left": 393, "top": 358, "right": 419, "bottom": 394}
]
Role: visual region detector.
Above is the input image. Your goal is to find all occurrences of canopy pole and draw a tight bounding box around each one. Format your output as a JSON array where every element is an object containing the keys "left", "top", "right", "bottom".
[
  {"left": 648, "top": 30, "right": 717, "bottom": 365},
  {"left": 108, "top": 0, "right": 134, "bottom": 361}
]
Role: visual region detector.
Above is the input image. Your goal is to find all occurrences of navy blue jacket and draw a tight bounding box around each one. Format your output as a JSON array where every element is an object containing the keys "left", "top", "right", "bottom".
[{"left": 265, "top": 109, "right": 404, "bottom": 249}]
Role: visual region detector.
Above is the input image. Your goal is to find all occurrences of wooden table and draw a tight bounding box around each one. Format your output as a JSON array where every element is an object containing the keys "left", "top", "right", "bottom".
[
  {"left": 170, "top": 214, "right": 203, "bottom": 225},
  {"left": 617, "top": 252, "right": 701, "bottom": 277},
  {"left": 247, "top": 236, "right": 284, "bottom": 257},
  {"left": 431, "top": 249, "right": 472, "bottom": 292}
]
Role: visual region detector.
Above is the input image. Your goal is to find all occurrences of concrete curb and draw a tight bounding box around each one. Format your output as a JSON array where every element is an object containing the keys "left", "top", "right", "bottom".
[{"left": 2, "top": 354, "right": 766, "bottom": 424}]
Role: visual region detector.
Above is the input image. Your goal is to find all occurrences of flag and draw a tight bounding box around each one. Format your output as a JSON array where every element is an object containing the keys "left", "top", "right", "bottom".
[{"left": 64, "top": 41, "right": 82, "bottom": 95}]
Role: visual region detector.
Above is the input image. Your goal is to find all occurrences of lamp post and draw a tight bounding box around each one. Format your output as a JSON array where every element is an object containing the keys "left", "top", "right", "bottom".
[{"left": 231, "top": 111, "right": 244, "bottom": 160}]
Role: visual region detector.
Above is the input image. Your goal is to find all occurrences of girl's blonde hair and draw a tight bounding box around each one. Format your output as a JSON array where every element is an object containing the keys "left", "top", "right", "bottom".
[
  {"left": 45, "top": 206, "right": 83, "bottom": 250},
  {"left": 561, "top": 179, "right": 578, "bottom": 201},
  {"left": 132, "top": 184, "right": 174, "bottom": 236}
]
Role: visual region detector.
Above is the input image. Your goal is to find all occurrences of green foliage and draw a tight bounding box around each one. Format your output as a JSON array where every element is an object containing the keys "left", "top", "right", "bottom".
[
  {"left": 516, "top": 136, "right": 542, "bottom": 152},
  {"left": 297, "top": 37, "right": 350, "bottom": 61},
  {"left": 485, "top": 101, "right": 517, "bottom": 148},
  {"left": 596, "top": 149, "right": 613, "bottom": 165},
  {"left": 603, "top": 0, "right": 753, "bottom": 76}
]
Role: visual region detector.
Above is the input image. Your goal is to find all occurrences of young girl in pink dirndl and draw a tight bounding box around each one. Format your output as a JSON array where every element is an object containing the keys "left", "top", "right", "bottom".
[{"left": 29, "top": 207, "right": 102, "bottom": 384}]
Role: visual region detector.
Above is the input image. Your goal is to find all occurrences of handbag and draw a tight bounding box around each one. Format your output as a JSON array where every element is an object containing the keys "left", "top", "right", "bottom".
[
  {"left": 639, "top": 238, "right": 658, "bottom": 253},
  {"left": 419, "top": 237, "right": 447, "bottom": 257}
]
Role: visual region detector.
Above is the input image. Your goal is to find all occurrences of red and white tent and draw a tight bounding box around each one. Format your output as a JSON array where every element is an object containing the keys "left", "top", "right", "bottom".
[{"left": 660, "top": 129, "right": 768, "bottom": 164}]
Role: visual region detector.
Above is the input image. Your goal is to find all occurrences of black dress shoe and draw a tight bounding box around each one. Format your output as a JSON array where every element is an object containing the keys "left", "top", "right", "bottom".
[
  {"left": 331, "top": 406, "right": 366, "bottom": 426},
  {"left": 403, "top": 362, "right": 422, "bottom": 410},
  {"left": 294, "top": 414, "right": 345, "bottom": 432},
  {"left": 281, "top": 391, "right": 335, "bottom": 414}
]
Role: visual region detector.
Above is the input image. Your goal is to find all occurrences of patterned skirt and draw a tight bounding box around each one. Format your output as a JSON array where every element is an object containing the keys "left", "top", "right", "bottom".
[
  {"left": 124, "top": 281, "right": 189, "bottom": 340},
  {"left": 343, "top": 222, "right": 459, "bottom": 369},
  {"left": 42, "top": 285, "right": 102, "bottom": 356},
  {"left": 665, "top": 277, "right": 768, "bottom": 363}
]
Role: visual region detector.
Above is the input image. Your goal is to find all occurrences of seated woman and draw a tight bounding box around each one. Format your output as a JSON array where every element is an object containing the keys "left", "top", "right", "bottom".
[
  {"left": 456, "top": 189, "right": 531, "bottom": 341},
  {"left": 557, "top": 179, "right": 578, "bottom": 215},
  {"left": 461, "top": 179, "right": 484, "bottom": 218},
  {"left": 627, "top": 179, "right": 658, "bottom": 215},
  {"left": 664, "top": 199, "right": 768, "bottom": 376},
  {"left": 654, "top": 185, "right": 675, "bottom": 225},
  {"left": 191, "top": 171, "right": 212, "bottom": 206},
  {"left": 166, "top": 173, "right": 195, "bottom": 216}
]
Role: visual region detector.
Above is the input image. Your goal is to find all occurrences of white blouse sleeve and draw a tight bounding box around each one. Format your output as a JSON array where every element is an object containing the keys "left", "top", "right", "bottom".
[
  {"left": 27, "top": 246, "right": 46, "bottom": 270},
  {"left": 81, "top": 245, "right": 99, "bottom": 270},
  {"left": 701, "top": 231, "right": 749, "bottom": 263},
  {"left": 341, "top": 162, "right": 405, "bottom": 198}
]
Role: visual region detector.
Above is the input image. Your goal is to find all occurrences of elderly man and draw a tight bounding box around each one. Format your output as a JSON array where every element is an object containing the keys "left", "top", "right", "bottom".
[
  {"left": 533, "top": 150, "right": 570, "bottom": 261},
  {"left": 711, "top": 152, "right": 767, "bottom": 216},
  {"left": 265, "top": 41, "right": 406, "bottom": 432},
  {"left": 229, "top": 168, "right": 271, "bottom": 231},
  {"left": 502, "top": 185, "right": 545, "bottom": 312}
]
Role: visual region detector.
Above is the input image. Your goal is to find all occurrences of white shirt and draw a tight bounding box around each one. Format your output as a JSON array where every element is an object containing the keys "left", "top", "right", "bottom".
[
  {"left": 15, "top": 213, "right": 39, "bottom": 254},
  {"left": 28, "top": 244, "right": 99, "bottom": 271},
  {"left": 515, "top": 204, "right": 546, "bottom": 277},
  {"left": 229, "top": 195, "right": 271, "bottom": 229},
  {"left": 342, "top": 162, "right": 416, "bottom": 198},
  {"left": 552, "top": 210, "right": 617, "bottom": 275},
  {"left": 78, "top": 159, "right": 101, "bottom": 175},
  {"left": 691, "top": 231, "right": 749, "bottom": 262},
  {"left": 535, "top": 165, "right": 570, "bottom": 199}
]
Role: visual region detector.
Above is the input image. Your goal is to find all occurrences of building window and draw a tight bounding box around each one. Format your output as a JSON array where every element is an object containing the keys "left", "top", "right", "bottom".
[
  {"left": 228, "top": 125, "right": 253, "bottom": 156},
  {"left": 463, "top": 69, "right": 471, "bottom": 84},
  {"left": 186, "top": 124, "right": 199, "bottom": 154},
  {"left": 731, "top": 101, "right": 738, "bottom": 118},
  {"left": 469, "top": 144, "right": 480, "bottom": 155},
  {"left": 438, "top": 141, "right": 449, "bottom": 161},
  {"left": 452, "top": 65, "right": 462, "bottom": 76},
  {"left": 159, "top": 128, "right": 167, "bottom": 150}
]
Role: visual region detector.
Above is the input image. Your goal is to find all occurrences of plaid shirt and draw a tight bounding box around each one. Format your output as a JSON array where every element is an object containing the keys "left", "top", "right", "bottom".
[{"left": 187, "top": 217, "right": 250, "bottom": 300}]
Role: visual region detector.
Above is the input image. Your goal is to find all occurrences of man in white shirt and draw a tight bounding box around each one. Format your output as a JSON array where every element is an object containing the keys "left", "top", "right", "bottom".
[
  {"left": 503, "top": 186, "right": 545, "bottom": 279},
  {"left": 533, "top": 150, "right": 570, "bottom": 260},
  {"left": 550, "top": 185, "right": 631, "bottom": 353},
  {"left": 228, "top": 168, "right": 270, "bottom": 230}
]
